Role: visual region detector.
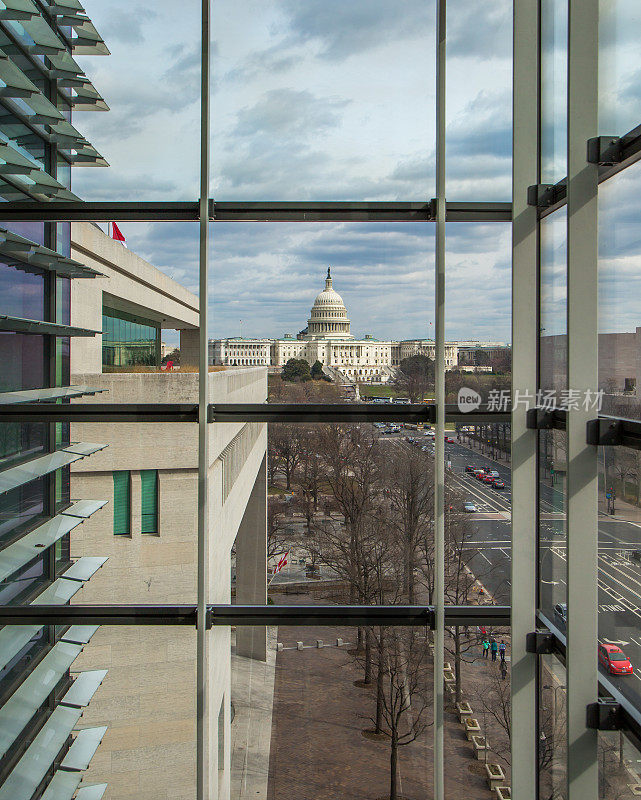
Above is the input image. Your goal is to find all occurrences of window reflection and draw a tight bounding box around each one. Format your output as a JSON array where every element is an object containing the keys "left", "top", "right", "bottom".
[{"left": 102, "top": 306, "right": 161, "bottom": 368}]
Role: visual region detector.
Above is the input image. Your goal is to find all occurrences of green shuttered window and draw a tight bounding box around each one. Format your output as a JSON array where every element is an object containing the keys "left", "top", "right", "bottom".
[
  {"left": 113, "top": 470, "right": 131, "bottom": 536},
  {"left": 140, "top": 469, "right": 158, "bottom": 534}
]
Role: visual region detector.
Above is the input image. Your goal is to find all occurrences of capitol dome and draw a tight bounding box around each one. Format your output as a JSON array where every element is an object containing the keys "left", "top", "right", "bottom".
[{"left": 306, "top": 267, "right": 353, "bottom": 340}]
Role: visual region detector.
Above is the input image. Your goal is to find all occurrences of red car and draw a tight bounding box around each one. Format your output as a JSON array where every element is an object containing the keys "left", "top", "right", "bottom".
[
  {"left": 445, "top": 436, "right": 454, "bottom": 443},
  {"left": 598, "top": 643, "right": 633, "bottom": 675},
  {"left": 465, "top": 465, "right": 475, "bottom": 473},
  {"left": 482, "top": 474, "right": 494, "bottom": 484},
  {"left": 475, "top": 470, "right": 485, "bottom": 480}
]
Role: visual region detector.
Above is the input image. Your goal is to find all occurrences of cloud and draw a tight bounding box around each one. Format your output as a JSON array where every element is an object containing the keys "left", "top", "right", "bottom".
[
  {"left": 233, "top": 89, "right": 349, "bottom": 140},
  {"left": 280, "top": 0, "right": 433, "bottom": 62}
]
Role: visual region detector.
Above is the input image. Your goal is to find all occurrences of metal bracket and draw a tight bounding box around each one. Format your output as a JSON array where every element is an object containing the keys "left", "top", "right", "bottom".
[
  {"left": 205, "top": 607, "right": 213, "bottom": 630},
  {"left": 586, "top": 699, "right": 623, "bottom": 731},
  {"left": 526, "top": 408, "right": 555, "bottom": 430},
  {"left": 526, "top": 630, "right": 555, "bottom": 654},
  {"left": 527, "top": 184, "right": 555, "bottom": 208},
  {"left": 586, "top": 418, "right": 623, "bottom": 446},
  {"left": 586, "top": 135, "right": 622, "bottom": 166}
]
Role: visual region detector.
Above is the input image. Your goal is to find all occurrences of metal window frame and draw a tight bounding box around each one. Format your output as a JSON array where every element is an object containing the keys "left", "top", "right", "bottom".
[
  {"left": 0, "top": 199, "right": 512, "bottom": 223},
  {"left": 511, "top": 2, "right": 539, "bottom": 798},
  {"left": 565, "top": 3, "right": 600, "bottom": 799},
  {"left": 433, "top": 5, "right": 446, "bottom": 800},
  {"left": 0, "top": 604, "right": 511, "bottom": 628},
  {"left": 0, "top": 402, "right": 512, "bottom": 424},
  {"left": 532, "top": 119, "right": 641, "bottom": 218}
]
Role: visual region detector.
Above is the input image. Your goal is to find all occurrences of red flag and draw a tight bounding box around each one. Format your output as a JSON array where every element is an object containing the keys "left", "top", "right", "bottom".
[
  {"left": 274, "top": 552, "right": 289, "bottom": 574},
  {"left": 109, "top": 222, "right": 126, "bottom": 246}
]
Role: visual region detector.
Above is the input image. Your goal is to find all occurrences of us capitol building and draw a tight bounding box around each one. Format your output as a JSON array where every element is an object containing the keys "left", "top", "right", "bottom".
[{"left": 209, "top": 268, "right": 508, "bottom": 383}]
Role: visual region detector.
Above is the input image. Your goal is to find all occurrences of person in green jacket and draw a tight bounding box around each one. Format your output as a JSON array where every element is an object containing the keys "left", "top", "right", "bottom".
[
  {"left": 491, "top": 639, "right": 499, "bottom": 661},
  {"left": 482, "top": 639, "right": 490, "bottom": 658}
]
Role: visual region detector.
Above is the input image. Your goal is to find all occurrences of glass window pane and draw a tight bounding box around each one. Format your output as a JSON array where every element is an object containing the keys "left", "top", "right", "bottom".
[
  {"left": 72, "top": 1, "right": 201, "bottom": 200},
  {"left": 540, "top": 208, "right": 568, "bottom": 393},
  {"left": 598, "top": 160, "right": 641, "bottom": 419},
  {"left": 212, "top": 1, "right": 435, "bottom": 200},
  {"left": 233, "top": 625, "right": 431, "bottom": 797},
  {"left": 446, "top": 0, "right": 512, "bottom": 201},
  {"left": 538, "top": 654, "right": 567, "bottom": 798},
  {"left": 599, "top": 0, "right": 641, "bottom": 136},
  {"left": 541, "top": 0, "right": 568, "bottom": 185}
]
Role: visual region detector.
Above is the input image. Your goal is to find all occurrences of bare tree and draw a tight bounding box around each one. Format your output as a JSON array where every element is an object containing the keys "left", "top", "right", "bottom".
[
  {"left": 385, "top": 447, "right": 434, "bottom": 604},
  {"left": 394, "top": 354, "right": 435, "bottom": 401},
  {"left": 367, "top": 627, "right": 432, "bottom": 800},
  {"left": 443, "top": 497, "right": 509, "bottom": 704},
  {"left": 267, "top": 495, "right": 289, "bottom": 563},
  {"left": 270, "top": 424, "right": 303, "bottom": 490}
]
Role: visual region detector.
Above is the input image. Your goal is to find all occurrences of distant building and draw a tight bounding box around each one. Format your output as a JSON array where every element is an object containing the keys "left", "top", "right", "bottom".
[
  {"left": 209, "top": 269, "right": 508, "bottom": 382},
  {"left": 541, "top": 328, "right": 641, "bottom": 398}
]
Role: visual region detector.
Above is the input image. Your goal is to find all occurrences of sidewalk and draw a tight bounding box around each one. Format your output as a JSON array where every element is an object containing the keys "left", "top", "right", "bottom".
[
  {"left": 598, "top": 492, "right": 641, "bottom": 526},
  {"left": 231, "top": 628, "right": 278, "bottom": 800}
]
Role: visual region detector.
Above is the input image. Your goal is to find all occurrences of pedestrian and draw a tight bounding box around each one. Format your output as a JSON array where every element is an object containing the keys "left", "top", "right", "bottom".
[
  {"left": 491, "top": 639, "right": 498, "bottom": 662},
  {"left": 500, "top": 660, "right": 507, "bottom": 680},
  {"left": 482, "top": 639, "right": 489, "bottom": 659},
  {"left": 499, "top": 640, "right": 507, "bottom": 662}
]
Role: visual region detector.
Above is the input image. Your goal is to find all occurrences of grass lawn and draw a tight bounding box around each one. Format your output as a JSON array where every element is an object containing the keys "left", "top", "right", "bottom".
[{"left": 356, "top": 383, "right": 398, "bottom": 398}]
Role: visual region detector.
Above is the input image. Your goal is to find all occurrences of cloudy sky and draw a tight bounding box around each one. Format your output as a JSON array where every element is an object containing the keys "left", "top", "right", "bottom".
[{"left": 71, "top": 1, "right": 639, "bottom": 345}]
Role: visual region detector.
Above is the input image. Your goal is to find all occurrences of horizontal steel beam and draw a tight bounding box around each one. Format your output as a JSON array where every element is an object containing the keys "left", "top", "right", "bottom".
[
  {"left": 538, "top": 121, "right": 641, "bottom": 218},
  {"left": 445, "top": 201, "right": 512, "bottom": 222},
  {"left": 0, "top": 403, "right": 199, "bottom": 423},
  {"left": 0, "top": 603, "right": 511, "bottom": 629},
  {"left": 212, "top": 201, "right": 433, "bottom": 222},
  {"left": 586, "top": 415, "right": 641, "bottom": 449},
  {"left": 209, "top": 402, "right": 434, "bottom": 424},
  {"left": 0, "top": 402, "right": 512, "bottom": 424},
  {"left": 210, "top": 605, "right": 434, "bottom": 627},
  {"left": 444, "top": 605, "right": 511, "bottom": 626},
  {"left": 210, "top": 403, "right": 510, "bottom": 424},
  {"left": 0, "top": 605, "right": 198, "bottom": 625},
  {"left": 0, "top": 200, "right": 513, "bottom": 223},
  {"left": 0, "top": 201, "right": 202, "bottom": 221}
]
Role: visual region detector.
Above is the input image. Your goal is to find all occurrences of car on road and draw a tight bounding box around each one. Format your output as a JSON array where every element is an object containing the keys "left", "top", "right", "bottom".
[
  {"left": 373, "top": 422, "right": 386, "bottom": 429},
  {"left": 464, "top": 501, "right": 478, "bottom": 513},
  {"left": 488, "top": 470, "right": 500, "bottom": 479},
  {"left": 474, "top": 469, "right": 486, "bottom": 480},
  {"left": 482, "top": 474, "right": 495, "bottom": 484},
  {"left": 445, "top": 436, "right": 454, "bottom": 443},
  {"left": 554, "top": 603, "right": 567, "bottom": 628},
  {"left": 492, "top": 480, "right": 506, "bottom": 490},
  {"left": 465, "top": 465, "right": 476, "bottom": 473},
  {"left": 598, "top": 643, "right": 633, "bottom": 675}
]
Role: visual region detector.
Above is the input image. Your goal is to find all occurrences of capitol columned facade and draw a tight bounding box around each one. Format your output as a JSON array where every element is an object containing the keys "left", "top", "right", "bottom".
[{"left": 209, "top": 269, "right": 504, "bottom": 383}]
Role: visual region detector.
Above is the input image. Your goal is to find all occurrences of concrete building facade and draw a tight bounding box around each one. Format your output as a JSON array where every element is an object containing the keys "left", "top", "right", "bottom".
[
  {"left": 68, "top": 371, "right": 267, "bottom": 800},
  {"left": 67, "top": 237, "right": 268, "bottom": 799},
  {"left": 70, "top": 223, "right": 200, "bottom": 374}
]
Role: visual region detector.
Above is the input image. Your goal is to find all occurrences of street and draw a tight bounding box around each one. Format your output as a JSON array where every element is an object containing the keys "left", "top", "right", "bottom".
[{"left": 380, "top": 427, "right": 641, "bottom": 711}]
